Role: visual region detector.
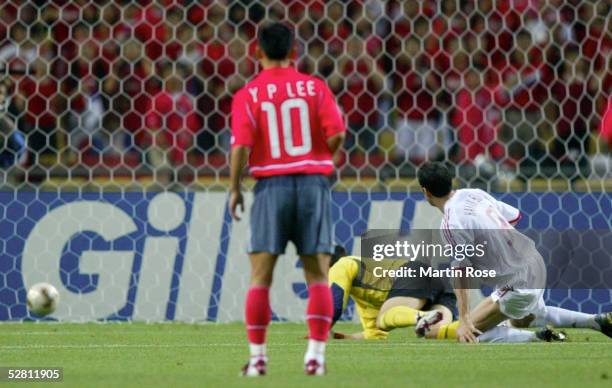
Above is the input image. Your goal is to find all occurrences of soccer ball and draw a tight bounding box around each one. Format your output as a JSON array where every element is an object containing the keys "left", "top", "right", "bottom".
[{"left": 26, "top": 283, "right": 60, "bottom": 317}]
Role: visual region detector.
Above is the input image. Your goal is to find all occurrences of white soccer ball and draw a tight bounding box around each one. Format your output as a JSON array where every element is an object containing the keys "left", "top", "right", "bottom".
[{"left": 26, "top": 283, "right": 60, "bottom": 317}]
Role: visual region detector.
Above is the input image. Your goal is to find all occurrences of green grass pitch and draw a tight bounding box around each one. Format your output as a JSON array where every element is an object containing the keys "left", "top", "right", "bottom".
[{"left": 1, "top": 322, "right": 611, "bottom": 388}]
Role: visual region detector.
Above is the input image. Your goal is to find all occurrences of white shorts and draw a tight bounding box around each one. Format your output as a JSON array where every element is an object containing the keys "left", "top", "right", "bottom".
[{"left": 491, "top": 287, "right": 546, "bottom": 320}]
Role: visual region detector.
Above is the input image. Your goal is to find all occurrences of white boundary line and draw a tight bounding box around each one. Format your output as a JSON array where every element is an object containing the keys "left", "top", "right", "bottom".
[
  {"left": 1, "top": 342, "right": 609, "bottom": 350},
  {"left": 0, "top": 329, "right": 600, "bottom": 334}
]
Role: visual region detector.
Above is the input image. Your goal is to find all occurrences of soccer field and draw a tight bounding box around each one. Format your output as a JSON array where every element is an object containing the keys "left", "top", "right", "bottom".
[{"left": 1, "top": 322, "right": 610, "bottom": 388}]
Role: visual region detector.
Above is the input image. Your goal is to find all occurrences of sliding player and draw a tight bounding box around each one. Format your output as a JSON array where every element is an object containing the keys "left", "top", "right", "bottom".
[
  {"left": 229, "top": 23, "right": 346, "bottom": 376},
  {"left": 418, "top": 302, "right": 612, "bottom": 342},
  {"left": 414, "top": 162, "right": 612, "bottom": 343},
  {"left": 418, "top": 299, "right": 612, "bottom": 342},
  {"left": 328, "top": 245, "right": 455, "bottom": 339}
]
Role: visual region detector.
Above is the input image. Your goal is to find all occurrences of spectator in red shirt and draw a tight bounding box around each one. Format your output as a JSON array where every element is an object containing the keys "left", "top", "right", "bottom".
[
  {"left": 600, "top": 96, "right": 612, "bottom": 149},
  {"left": 550, "top": 53, "right": 597, "bottom": 167},
  {"left": 336, "top": 36, "right": 384, "bottom": 155},
  {"left": 112, "top": 40, "right": 153, "bottom": 148},
  {"left": 133, "top": 2, "right": 168, "bottom": 61},
  {"left": 19, "top": 59, "right": 59, "bottom": 160},
  {"left": 66, "top": 77, "right": 106, "bottom": 161},
  {"left": 145, "top": 70, "right": 200, "bottom": 169},
  {"left": 452, "top": 69, "right": 503, "bottom": 165},
  {"left": 496, "top": 29, "right": 550, "bottom": 169},
  {"left": 392, "top": 38, "right": 446, "bottom": 164},
  {"left": 596, "top": 59, "right": 612, "bottom": 150}
]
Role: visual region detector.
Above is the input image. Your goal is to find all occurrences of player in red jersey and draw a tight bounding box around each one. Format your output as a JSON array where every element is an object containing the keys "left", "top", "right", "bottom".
[{"left": 229, "top": 23, "right": 346, "bottom": 376}]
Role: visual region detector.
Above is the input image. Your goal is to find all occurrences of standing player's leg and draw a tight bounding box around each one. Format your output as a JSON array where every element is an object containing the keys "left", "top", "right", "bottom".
[
  {"left": 295, "top": 175, "right": 334, "bottom": 375},
  {"left": 242, "top": 176, "right": 293, "bottom": 376},
  {"left": 245, "top": 253, "right": 278, "bottom": 363},
  {"left": 301, "top": 253, "right": 333, "bottom": 372}
]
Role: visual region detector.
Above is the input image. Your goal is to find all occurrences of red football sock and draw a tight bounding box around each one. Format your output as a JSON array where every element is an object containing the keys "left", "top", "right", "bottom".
[
  {"left": 306, "top": 282, "right": 333, "bottom": 342},
  {"left": 245, "top": 286, "right": 271, "bottom": 345}
]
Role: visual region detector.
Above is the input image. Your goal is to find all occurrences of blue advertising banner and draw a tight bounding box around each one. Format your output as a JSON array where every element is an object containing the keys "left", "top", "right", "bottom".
[{"left": 1, "top": 191, "right": 611, "bottom": 321}]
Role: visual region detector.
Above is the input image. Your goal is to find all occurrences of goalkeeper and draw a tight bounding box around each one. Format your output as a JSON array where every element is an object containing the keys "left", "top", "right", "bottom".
[{"left": 328, "top": 245, "right": 456, "bottom": 339}]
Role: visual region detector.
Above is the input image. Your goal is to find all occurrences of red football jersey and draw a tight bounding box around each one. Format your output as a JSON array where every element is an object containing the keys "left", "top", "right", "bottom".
[{"left": 231, "top": 67, "right": 345, "bottom": 178}]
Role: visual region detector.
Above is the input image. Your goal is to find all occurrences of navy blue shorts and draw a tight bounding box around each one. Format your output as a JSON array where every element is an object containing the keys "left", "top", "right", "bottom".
[
  {"left": 386, "top": 263, "right": 457, "bottom": 315},
  {"left": 248, "top": 174, "right": 333, "bottom": 256}
]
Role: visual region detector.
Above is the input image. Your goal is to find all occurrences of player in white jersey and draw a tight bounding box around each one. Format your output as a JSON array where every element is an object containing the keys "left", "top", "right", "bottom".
[{"left": 414, "top": 162, "right": 612, "bottom": 343}]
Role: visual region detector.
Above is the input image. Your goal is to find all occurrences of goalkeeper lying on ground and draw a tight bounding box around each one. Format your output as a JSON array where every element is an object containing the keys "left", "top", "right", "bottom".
[{"left": 328, "top": 245, "right": 456, "bottom": 339}]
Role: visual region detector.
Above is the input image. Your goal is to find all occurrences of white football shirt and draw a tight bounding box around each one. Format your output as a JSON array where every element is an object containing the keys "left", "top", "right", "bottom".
[{"left": 440, "top": 188, "right": 545, "bottom": 288}]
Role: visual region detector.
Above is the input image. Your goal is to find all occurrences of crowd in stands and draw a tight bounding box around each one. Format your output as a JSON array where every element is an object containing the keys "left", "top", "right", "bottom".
[{"left": 0, "top": 0, "right": 610, "bottom": 181}]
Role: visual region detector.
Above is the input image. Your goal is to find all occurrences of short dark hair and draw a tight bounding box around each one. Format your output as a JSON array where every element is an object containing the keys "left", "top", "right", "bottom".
[
  {"left": 417, "top": 162, "right": 453, "bottom": 197},
  {"left": 330, "top": 244, "right": 348, "bottom": 267},
  {"left": 257, "top": 22, "right": 294, "bottom": 60}
]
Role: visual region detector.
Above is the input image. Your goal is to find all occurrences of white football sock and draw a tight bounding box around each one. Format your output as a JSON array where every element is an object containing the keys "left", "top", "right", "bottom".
[
  {"left": 530, "top": 307, "right": 598, "bottom": 330},
  {"left": 305, "top": 339, "right": 326, "bottom": 363},
  {"left": 249, "top": 343, "right": 267, "bottom": 358},
  {"left": 477, "top": 327, "right": 537, "bottom": 343}
]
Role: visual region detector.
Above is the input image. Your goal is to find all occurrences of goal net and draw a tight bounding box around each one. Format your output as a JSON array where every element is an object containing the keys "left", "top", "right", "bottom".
[{"left": 0, "top": 0, "right": 610, "bottom": 322}]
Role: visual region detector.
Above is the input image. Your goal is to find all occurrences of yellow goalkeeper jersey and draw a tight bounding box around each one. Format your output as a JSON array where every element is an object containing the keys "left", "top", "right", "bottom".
[{"left": 329, "top": 255, "right": 407, "bottom": 339}]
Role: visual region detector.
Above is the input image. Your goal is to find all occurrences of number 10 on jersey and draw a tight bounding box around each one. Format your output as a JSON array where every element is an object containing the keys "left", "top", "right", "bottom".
[{"left": 261, "top": 98, "right": 312, "bottom": 159}]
